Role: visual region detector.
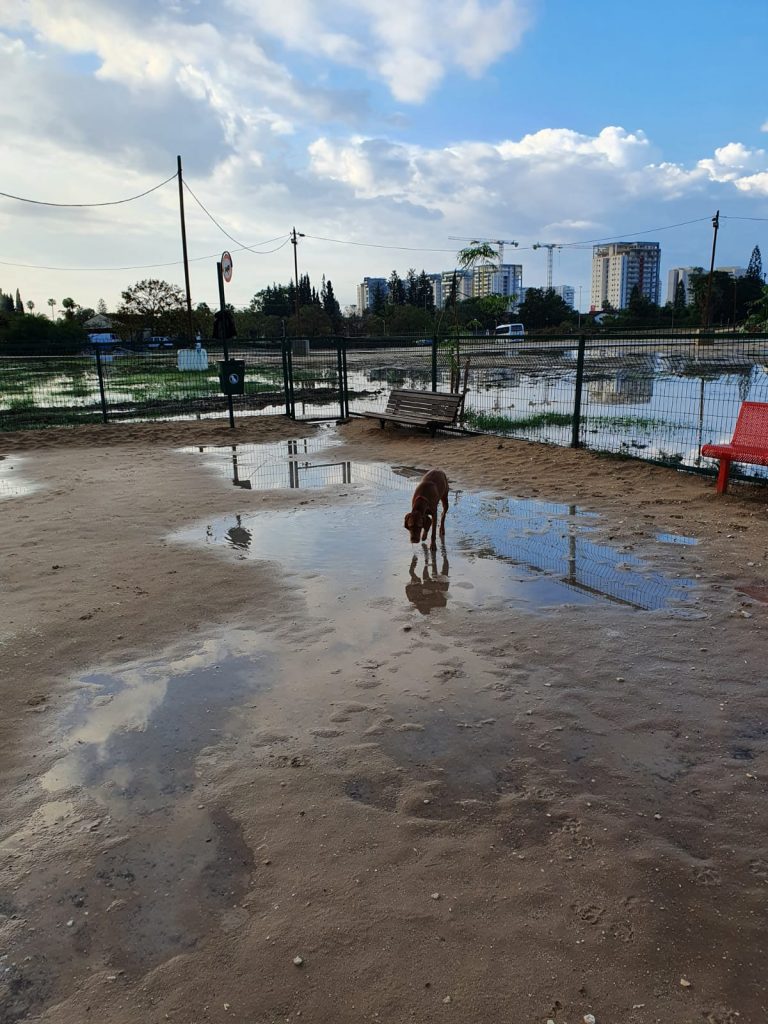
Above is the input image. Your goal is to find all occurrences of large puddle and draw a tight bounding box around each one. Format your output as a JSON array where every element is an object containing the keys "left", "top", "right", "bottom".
[
  {"left": 176, "top": 437, "right": 697, "bottom": 615},
  {"left": 2, "top": 434, "right": 706, "bottom": 1017}
]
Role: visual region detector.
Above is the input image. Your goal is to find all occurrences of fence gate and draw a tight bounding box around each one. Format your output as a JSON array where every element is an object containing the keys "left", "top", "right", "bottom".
[{"left": 282, "top": 338, "right": 349, "bottom": 422}]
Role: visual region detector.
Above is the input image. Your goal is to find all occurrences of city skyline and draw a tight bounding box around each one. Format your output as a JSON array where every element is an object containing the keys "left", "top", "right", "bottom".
[{"left": 1, "top": 1, "right": 767, "bottom": 314}]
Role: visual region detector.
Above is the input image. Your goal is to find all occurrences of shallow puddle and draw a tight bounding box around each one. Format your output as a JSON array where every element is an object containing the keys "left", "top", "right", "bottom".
[
  {"left": 178, "top": 436, "right": 696, "bottom": 615},
  {"left": 656, "top": 532, "right": 699, "bottom": 546},
  {"left": 0, "top": 456, "right": 39, "bottom": 499}
]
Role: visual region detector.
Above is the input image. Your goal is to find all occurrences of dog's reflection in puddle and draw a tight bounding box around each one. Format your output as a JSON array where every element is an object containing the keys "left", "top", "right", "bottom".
[{"left": 406, "top": 547, "right": 450, "bottom": 614}]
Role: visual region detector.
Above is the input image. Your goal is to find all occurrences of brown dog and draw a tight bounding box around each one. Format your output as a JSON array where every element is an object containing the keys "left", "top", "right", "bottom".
[{"left": 404, "top": 469, "right": 449, "bottom": 549}]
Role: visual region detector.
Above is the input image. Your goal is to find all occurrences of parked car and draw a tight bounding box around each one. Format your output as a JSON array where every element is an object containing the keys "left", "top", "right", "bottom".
[{"left": 494, "top": 323, "right": 525, "bottom": 338}]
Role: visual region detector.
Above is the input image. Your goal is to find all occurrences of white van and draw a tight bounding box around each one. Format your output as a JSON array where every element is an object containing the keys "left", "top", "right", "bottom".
[{"left": 494, "top": 323, "right": 525, "bottom": 338}]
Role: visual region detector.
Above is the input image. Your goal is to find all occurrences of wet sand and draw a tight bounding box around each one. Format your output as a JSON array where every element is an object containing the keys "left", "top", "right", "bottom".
[{"left": 1, "top": 415, "right": 767, "bottom": 1024}]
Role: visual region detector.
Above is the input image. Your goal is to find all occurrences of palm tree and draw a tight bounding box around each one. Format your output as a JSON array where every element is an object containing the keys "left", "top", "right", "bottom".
[
  {"left": 26, "top": 300, "right": 35, "bottom": 313},
  {"left": 47, "top": 298, "right": 57, "bottom": 321}
]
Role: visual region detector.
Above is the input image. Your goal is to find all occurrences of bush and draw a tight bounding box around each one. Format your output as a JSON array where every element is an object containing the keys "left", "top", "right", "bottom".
[{"left": 0, "top": 314, "right": 86, "bottom": 355}]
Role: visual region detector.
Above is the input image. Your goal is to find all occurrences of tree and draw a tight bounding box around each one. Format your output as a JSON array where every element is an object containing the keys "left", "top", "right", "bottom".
[
  {"left": 26, "top": 300, "right": 35, "bottom": 313},
  {"left": 370, "top": 281, "right": 387, "bottom": 317},
  {"left": 47, "top": 298, "right": 57, "bottom": 320},
  {"left": 415, "top": 271, "right": 436, "bottom": 313},
  {"left": 320, "top": 277, "right": 341, "bottom": 325},
  {"left": 0, "top": 292, "right": 14, "bottom": 314},
  {"left": 456, "top": 242, "right": 499, "bottom": 272},
  {"left": 688, "top": 269, "right": 734, "bottom": 325},
  {"left": 15, "top": 289, "right": 23, "bottom": 314},
  {"left": 251, "top": 284, "right": 293, "bottom": 318},
  {"left": 286, "top": 305, "right": 332, "bottom": 337},
  {"left": 120, "top": 278, "right": 184, "bottom": 318},
  {"left": 517, "top": 288, "right": 575, "bottom": 330},
  {"left": 61, "top": 297, "right": 77, "bottom": 320},
  {"left": 745, "top": 284, "right": 768, "bottom": 331},
  {"left": 387, "top": 270, "right": 406, "bottom": 305},
  {"left": 405, "top": 268, "right": 419, "bottom": 306},
  {"left": 0, "top": 312, "right": 85, "bottom": 354},
  {"left": 97, "top": 298, "right": 108, "bottom": 314},
  {"left": 673, "top": 279, "right": 687, "bottom": 313},
  {"left": 746, "top": 245, "right": 763, "bottom": 281}
]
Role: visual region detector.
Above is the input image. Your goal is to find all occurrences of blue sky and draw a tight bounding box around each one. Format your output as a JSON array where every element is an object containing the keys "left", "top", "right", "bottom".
[{"left": 0, "top": 0, "right": 766, "bottom": 312}]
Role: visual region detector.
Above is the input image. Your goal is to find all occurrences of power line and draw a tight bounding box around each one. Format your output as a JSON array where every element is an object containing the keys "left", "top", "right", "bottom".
[
  {"left": 0, "top": 172, "right": 178, "bottom": 208},
  {"left": 0, "top": 237, "right": 290, "bottom": 273},
  {"left": 182, "top": 181, "right": 289, "bottom": 254},
  {"left": 302, "top": 233, "right": 457, "bottom": 253},
  {"left": 557, "top": 216, "right": 713, "bottom": 249},
  {"left": 722, "top": 215, "right": 768, "bottom": 222}
]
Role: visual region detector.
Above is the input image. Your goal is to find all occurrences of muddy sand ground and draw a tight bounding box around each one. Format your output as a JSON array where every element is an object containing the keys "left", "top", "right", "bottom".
[{"left": 1, "top": 415, "right": 767, "bottom": 1024}]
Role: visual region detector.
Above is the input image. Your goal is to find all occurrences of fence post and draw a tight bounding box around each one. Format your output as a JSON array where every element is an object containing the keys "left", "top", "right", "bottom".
[
  {"left": 341, "top": 338, "right": 349, "bottom": 419},
  {"left": 431, "top": 336, "right": 438, "bottom": 392},
  {"left": 571, "top": 334, "right": 586, "bottom": 449},
  {"left": 94, "top": 347, "right": 109, "bottom": 424},
  {"left": 281, "top": 339, "right": 291, "bottom": 417},
  {"left": 336, "top": 338, "right": 346, "bottom": 421},
  {"left": 286, "top": 340, "right": 295, "bottom": 419}
]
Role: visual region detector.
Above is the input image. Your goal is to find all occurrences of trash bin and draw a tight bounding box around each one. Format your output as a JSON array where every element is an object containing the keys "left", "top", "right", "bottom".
[{"left": 218, "top": 359, "right": 246, "bottom": 395}]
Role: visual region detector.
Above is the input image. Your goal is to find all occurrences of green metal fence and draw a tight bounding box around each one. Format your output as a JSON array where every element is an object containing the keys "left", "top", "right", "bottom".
[{"left": 2, "top": 331, "right": 768, "bottom": 479}]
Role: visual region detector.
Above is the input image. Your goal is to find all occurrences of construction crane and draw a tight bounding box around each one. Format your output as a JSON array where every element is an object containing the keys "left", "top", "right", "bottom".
[
  {"left": 448, "top": 236, "right": 518, "bottom": 264},
  {"left": 532, "top": 243, "right": 562, "bottom": 290}
]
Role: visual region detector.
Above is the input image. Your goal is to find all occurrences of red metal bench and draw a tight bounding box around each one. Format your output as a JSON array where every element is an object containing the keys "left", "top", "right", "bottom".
[{"left": 701, "top": 401, "right": 768, "bottom": 493}]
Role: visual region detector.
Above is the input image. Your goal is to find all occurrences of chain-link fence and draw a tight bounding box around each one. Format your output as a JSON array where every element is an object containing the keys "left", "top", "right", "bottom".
[
  {"left": 0, "top": 344, "right": 290, "bottom": 430},
  {"left": 342, "top": 331, "right": 768, "bottom": 477},
  {"left": 3, "top": 331, "right": 768, "bottom": 480}
]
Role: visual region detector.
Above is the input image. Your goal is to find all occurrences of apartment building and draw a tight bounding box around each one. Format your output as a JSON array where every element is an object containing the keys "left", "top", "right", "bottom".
[
  {"left": 472, "top": 263, "right": 523, "bottom": 301},
  {"left": 552, "top": 284, "right": 575, "bottom": 308},
  {"left": 440, "top": 269, "right": 473, "bottom": 304},
  {"left": 666, "top": 267, "right": 697, "bottom": 306},
  {"left": 591, "top": 242, "right": 661, "bottom": 309},
  {"left": 356, "top": 277, "right": 388, "bottom": 312}
]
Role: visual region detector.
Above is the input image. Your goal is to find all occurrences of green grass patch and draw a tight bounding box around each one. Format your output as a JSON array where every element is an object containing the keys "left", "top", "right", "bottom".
[
  {"left": 585, "top": 415, "right": 689, "bottom": 431},
  {"left": 464, "top": 410, "right": 572, "bottom": 432}
]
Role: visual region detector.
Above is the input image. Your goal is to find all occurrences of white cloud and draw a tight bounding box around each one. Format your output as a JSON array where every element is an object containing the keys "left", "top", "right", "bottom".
[
  {"left": 0, "top": 2, "right": 766, "bottom": 313},
  {"left": 231, "top": 0, "right": 532, "bottom": 103}
]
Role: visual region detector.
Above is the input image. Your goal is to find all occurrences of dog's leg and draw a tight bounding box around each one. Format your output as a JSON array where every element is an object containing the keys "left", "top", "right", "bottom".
[
  {"left": 439, "top": 491, "right": 448, "bottom": 539},
  {"left": 430, "top": 504, "right": 438, "bottom": 549}
]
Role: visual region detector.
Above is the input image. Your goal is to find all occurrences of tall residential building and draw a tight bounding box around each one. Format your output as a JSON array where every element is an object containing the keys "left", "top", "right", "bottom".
[
  {"left": 716, "top": 265, "right": 747, "bottom": 279},
  {"left": 472, "top": 263, "right": 523, "bottom": 301},
  {"left": 591, "top": 242, "right": 661, "bottom": 310},
  {"left": 356, "top": 277, "right": 388, "bottom": 312},
  {"left": 666, "top": 267, "right": 697, "bottom": 306},
  {"left": 427, "top": 273, "right": 443, "bottom": 309},
  {"left": 440, "top": 270, "right": 473, "bottom": 305},
  {"left": 552, "top": 284, "right": 575, "bottom": 308}
]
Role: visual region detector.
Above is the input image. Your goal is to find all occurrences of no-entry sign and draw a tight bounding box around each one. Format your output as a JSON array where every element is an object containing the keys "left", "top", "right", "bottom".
[{"left": 221, "top": 251, "right": 233, "bottom": 282}]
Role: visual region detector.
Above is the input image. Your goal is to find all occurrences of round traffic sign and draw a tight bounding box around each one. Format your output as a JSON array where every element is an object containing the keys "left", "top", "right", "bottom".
[{"left": 221, "top": 251, "right": 233, "bottom": 282}]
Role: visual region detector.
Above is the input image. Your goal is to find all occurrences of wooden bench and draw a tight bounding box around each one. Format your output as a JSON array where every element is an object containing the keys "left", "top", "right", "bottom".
[
  {"left": 701, "top": 401, "right": 768, "bottom": 493},
  {"left": 361, "top": 389, "right": 463, "bottom": 436}
]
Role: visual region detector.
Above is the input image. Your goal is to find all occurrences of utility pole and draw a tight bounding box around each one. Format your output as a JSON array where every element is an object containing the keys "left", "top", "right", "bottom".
[
  {"left": 177, "top": 155, "right": 194, "bottom": 342},
  {"left": 704, "top": 210, "right": 720, "bottom": 329},
  {"left": 291, "top": 227, "right": 305, "bottom": 332}
]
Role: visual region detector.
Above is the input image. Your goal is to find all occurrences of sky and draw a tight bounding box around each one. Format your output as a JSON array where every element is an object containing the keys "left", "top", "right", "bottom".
[{"left": 1, "top": 0, "right": 768, "bottom": 315}]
